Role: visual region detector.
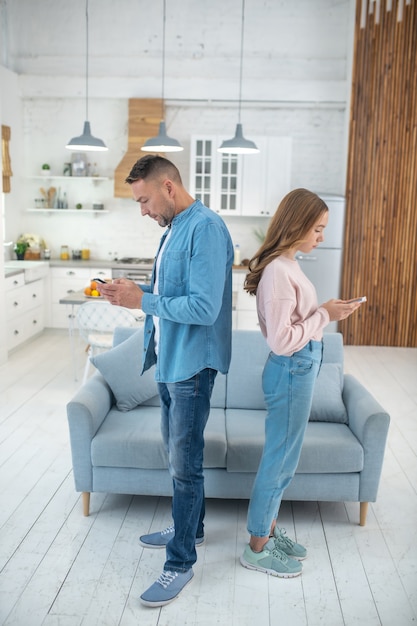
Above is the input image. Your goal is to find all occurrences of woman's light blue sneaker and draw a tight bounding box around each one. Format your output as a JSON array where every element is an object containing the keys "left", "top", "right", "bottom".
[
  {"left": 240, "top": 538, "right": 303, "bottom": 578},
  {"left": 140, "top": 569, "right": 194, "bottom": 607},
  {"left": 273, "top": 527, "right": 307, "bottom": 560},
  {"left": 139, "top": 524, "right": 205, "bottom": 549}
]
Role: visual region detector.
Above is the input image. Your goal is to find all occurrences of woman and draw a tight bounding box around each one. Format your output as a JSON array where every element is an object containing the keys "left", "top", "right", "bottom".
[{"left": 240, "top": 188, "right": 363, "bottom": 577}]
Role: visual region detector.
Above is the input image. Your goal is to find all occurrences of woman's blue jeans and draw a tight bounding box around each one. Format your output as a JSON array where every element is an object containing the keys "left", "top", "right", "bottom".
[
  {"left": 247, "top": 340, "right": 322, "bottom": 537},
  {"left": 158, "top": 368, "right": 217, "bottom": 572}
]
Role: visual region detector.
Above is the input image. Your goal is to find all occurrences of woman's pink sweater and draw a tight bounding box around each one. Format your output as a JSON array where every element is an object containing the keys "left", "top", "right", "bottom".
[{"left": 256, "top": 255, "right": 330, "bottom": 356}]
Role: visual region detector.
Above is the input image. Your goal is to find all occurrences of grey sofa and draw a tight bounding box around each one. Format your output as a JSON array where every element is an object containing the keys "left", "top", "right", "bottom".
[{"left": 66, "top": 328, "right": 390, "bottom": 526}]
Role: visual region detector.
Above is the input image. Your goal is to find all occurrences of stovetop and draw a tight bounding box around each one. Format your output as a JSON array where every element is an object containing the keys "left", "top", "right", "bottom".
[{"left": 114, "top": 257, "right": 155, "bottom": 265}]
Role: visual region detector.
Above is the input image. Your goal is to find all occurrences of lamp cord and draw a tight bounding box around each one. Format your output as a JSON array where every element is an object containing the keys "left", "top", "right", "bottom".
[
  {"left": 238, "top": 0, "right": 245, "bottom": 123},
  {"left": 85, "top": 0, "right": 89, "bottom": 121},
  {"left": 161, "top": 0, "right": 166, "bottom": 115}
]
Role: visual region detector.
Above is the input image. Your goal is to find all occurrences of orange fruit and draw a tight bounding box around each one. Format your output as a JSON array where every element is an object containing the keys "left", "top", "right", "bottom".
[
  {"left": 90, "top": 280, "right": 98, "bottom": 290},
  {"left": 84, "top": 287, "right": 92, "bottom": 296}
]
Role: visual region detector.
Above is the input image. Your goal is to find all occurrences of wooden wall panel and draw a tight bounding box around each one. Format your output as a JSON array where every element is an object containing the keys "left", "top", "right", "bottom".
[
  {"left": 341, "top": 0, "right": 417, "bottom": 346},
  {"left": 114, "top": 99, "right": 163, "bottom": 198}
]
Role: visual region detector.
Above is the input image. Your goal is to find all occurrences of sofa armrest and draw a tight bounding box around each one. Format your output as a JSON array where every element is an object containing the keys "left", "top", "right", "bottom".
[
  {"left": 66, "top": 374, "right": 114, "bottom": 492},
  {"left": 343, "top": 374, "right": 390, "bottom": 502}
]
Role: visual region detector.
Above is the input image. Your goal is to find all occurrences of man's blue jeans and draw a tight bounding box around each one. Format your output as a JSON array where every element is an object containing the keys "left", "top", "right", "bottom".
[
  {"left": 158, "top": 368, "right": 217, "bottom": 572},
  {"left": 247, "top": 340, "right": 322, "bottom": 537}
]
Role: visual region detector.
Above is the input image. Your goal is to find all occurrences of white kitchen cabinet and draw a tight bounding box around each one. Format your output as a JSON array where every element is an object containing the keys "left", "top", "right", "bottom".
[
  {"left": 240, "top": 137, "right": 292, "bottom": 217},
  {"left": 232, "top": 271, "right": 259, "bottom": 330},
  {"left": 6, "top": 273, "right": 45, "bottom": 350},
  {"left": 25, "top": 176, "right": 111, "bottom": 213},
  {"left": 50, "top": 266, "right": 111, "bottom": 328},
  {"left": 189, "top": 136, "right": 292, "bottom": 217},
  {"left": 190, "top": 136, "right": 241, "bottom": 215}
]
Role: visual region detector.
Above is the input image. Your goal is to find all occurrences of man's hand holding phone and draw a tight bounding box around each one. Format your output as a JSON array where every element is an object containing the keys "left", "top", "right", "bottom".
[{"left": 95, "top": 277, "right": 144, "bottom": 309}]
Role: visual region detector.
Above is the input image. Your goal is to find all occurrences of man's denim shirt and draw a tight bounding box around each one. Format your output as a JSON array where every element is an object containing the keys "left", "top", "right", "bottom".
[{"left": 140, "top": 200, "right": 234, "bottom": 383}]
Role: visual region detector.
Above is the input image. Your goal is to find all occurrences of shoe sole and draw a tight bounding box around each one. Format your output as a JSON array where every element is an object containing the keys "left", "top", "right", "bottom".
[
  {"left": 140, "top": 575, "right": 194, "bottom": 607},
  {"left": 239, "top": 555, "right": 302, "bottom": 578},
  {"left": 139, "top": 537, "right": 205, "bottom": 549}
]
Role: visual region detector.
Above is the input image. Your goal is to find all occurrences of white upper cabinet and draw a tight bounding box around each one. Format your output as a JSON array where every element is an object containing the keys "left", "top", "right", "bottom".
[{"left": 190, "top": 136, "right": 292, "bottom": 217}]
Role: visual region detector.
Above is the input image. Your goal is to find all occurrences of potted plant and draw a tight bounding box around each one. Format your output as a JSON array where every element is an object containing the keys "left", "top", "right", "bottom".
[
  {"left": 14, "top": 233, "right": 46, "bottom": 260},
  {"left": 14, "top": 239, "right": 30, "bottom": 260},
  {"left": 41, "top": 163, "right": 51, "bottom": 176}
]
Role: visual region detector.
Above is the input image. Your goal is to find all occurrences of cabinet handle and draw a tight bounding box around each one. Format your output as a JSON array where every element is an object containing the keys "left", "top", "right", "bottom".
[
  {"left": 67, "top": 289, "right": 75, "bottom": 294},
  {"left": 32, "top": 293, "right": 37, "bottom": 299},
  {"left": 14, "top": 329, "right": 19, "bottom": 335},
  {"left": 13, "top": 301, "right": 19, "bottom": 307},
  {"left": 13, "top": 280, "right": 19, "bottom": 285},
  {"left": 32, "top": 319, "right": 38, "bottom": 325},
  {"left": 67, "top": 271, "right": 76, "bottom": 276}
]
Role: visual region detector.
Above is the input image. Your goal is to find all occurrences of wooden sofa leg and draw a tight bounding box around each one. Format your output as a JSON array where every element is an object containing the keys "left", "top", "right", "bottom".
[
  {"left": 359, "top": 501, "right": 368, "bottom": 526},
  {"left": 82, "top": 492, "right": 90, "bottom": 516}
]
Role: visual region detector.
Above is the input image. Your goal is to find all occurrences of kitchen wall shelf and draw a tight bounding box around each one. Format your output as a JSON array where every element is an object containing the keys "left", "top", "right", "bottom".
[
  {"left": 29, "top": 176, "right": 110, "bottom": 181},
  {"left": 26, "top": 175, "right": 112, "bottom": 213},
  {"left": 26, "top": 209, "right": 109, "bottom": 216}
]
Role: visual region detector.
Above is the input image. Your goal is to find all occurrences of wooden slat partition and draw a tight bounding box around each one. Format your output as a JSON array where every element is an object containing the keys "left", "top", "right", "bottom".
[{"left": 341, "top": 0, "right": 417, "bottom": 346}]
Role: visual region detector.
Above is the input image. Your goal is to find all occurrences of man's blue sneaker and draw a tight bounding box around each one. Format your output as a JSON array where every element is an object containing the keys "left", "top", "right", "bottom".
[
  {"left": 140, "top": 569, "right": 194, "bottom": 607},
  {"left": 139, "top": 524, "right": 205, "bottom": 549},
  {"left": 273, "top": 527, "right": 307, "bottom": 560}
]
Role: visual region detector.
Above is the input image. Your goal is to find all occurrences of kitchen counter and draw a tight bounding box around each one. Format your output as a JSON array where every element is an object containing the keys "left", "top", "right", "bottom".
[
  {"left": 5, "top": 267, "right": 24, "bottom": 278},
  {"left": 5, "top": 258, "right": 249, "bottom": 276},
  {"left": 4, "top": 260, "right": 49, "bottom": 282},
  {"left": 49, "top": 259, "right": 113, "bottom": 269},
  {"left": 50, "top": 259, "right": 156, "bottom": 271}
]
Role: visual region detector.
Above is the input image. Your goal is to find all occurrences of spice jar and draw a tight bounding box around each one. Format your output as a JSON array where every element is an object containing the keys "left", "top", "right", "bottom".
[{"left": 60, "top": 245, "right": 69, "bottom": 260}]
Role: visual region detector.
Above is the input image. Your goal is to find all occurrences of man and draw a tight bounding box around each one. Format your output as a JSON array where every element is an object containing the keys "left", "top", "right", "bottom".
[{"left": 98, "top": 155, "right": 233, "bottom": 607}]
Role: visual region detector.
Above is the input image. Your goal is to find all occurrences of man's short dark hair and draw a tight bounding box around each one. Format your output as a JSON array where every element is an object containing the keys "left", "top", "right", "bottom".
[{"left": 125, "top": 154, "right": 182, "bottom": 185}]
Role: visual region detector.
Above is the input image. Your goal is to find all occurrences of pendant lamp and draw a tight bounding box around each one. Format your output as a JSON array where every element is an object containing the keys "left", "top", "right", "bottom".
[
  {"left": 66, "top": 0, "right": 108, "bottom": 152},
  {"left": 218, "top": 0, "right": 259, "bottom": 155},
  {"left": 142, "top": 0, "right": 183, "bottom": 153}
]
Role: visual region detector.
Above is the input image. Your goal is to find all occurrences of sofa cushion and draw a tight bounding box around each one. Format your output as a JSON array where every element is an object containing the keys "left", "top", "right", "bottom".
[
  {"left": 91, "top": 406, "right": 227, "bottom": 470},
  {"left": 322, "top": 332, "right": 344, "bottom": 366},
  {"left": 90, "top": 328, "right": 159, "bottom": 411},
  {"left": 226, "top": 331, "right": 270, "bottom": 410},
  {"left": 309, "top": 363, "right": 347, "bottom": 423},
  {"left": 109, "top": 326, "right": 227, "bottom": 409},
  {"left": 226, "top": 331, "right": 347, "bottom": 423},
  {"left": 225, "top": 409, "right": 363, "bottom": 473},
  {"left": 92, "top": 405, "right": 165, "bottom": 468}
]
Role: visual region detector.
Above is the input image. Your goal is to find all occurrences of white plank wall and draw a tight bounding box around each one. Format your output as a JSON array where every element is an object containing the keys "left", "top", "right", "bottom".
[{"left": 0, "top": 329, "right": 416, "bottom": 625}]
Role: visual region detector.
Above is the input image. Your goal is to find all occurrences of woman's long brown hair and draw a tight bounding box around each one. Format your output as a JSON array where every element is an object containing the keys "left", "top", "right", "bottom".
[{"left": 244, "top": 188, "right": 328, "bottom": 295}]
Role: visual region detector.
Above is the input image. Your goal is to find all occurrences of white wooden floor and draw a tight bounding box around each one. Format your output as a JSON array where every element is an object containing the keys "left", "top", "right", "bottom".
[{"left": 0, "top": 329, "right": 416, "bottom": 626}]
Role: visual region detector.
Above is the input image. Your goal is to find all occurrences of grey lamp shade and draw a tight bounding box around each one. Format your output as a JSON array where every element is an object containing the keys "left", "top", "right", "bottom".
[
  {"left": 66, "top": 121, "right": 108, "bottom": 152},
  {"left": 141, "top": 121, "right": 184, "bottom": 153},
  {"left": 218, "top": 123, "right": 259, "bottom": 155}
]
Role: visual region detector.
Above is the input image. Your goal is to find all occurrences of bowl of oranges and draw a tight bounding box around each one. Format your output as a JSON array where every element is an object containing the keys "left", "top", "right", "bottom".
[{"left": 84, "top": 279, "right": 108, "bottom": 298}]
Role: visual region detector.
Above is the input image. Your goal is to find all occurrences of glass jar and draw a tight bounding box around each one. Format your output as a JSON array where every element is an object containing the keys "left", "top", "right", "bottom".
[
  {"left": 60, "top": 245, "right": 70, "bottom": 260},
  {"left": 71, "top": 152, "right": 88, "bottom": 177}
]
